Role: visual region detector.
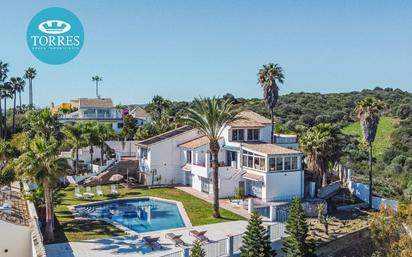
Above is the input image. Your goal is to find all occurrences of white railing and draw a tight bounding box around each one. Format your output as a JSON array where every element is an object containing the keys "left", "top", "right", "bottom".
[
  {"left": 232, "top": 233, "right": 243, "bottom": 253},
  {"left": 161, "top": 251, "right": 183, "bottom": 257},
  {"left": 203, "top": 238, "right": 228, "bottom": 257},
  {"left": 268, "top": 223, "right": 286, "bottom": 241}
]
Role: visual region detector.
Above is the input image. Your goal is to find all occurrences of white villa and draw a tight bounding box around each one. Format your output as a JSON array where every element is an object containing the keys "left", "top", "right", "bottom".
[{"left": 136, "top": 111, "right": 304, "bottom": 203}]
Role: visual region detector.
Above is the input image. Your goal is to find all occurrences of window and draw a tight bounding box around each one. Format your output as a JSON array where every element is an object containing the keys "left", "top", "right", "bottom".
[
  {"left": 117, "top": 122, "right": 124, "bottom": 129},
  {"left": 186, "top": 150, "right": 192, "bottom": 164},
  {"left": 269, "top": 158, "right": 276, "bottom": 171},
  {"left": 232, "top": 129, "right": 245, "bottom": 141},
  {"left": 276, "top": 157, "right": 283, "bottom": 171},
  {"left": 291, "top": 156, "right": 298, "bottom": 170},
  {"left": 247, "top": 129, "right": 260, "bottom": 141},
  {"left": 140, "top": 148, "right": 148, "bottom": 159},
  {"left": 242, "top": 150, "right": 265, "bottom": 171},
  {"left": 284, "top": 157, "right": 291, "bottom": 170}
]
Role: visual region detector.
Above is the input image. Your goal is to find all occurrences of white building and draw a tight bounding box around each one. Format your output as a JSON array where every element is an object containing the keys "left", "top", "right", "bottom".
[
  {"left": 128, "top": 106, "right": 152, "bottom": 126},
  {"left": 136, "top": 111, "right": 304, "bottom": 203},
  {"left": 58, "top": 98, "right": 124, "bottom": 132}
]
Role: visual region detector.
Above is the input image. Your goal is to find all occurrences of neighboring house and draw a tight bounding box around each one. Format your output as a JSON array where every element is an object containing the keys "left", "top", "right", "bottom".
[
  {"left": 128, "top": 106, "right": 152, "bottom": 126},
  {"left": 136, "top": 111, "right": 304, "bottom": 203},
  {"left": 57, "top": 98, "right": 124, "bottom": 132}
]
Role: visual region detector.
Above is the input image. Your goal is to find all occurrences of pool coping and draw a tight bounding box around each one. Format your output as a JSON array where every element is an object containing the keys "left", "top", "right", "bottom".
[{"left": 68, "top": 196, "right": 193, "bottom": 236}]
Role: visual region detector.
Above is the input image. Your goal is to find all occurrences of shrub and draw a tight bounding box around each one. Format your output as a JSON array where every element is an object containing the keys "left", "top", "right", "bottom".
[{"left": 391, "top": 155, "right": 407, "bottom": 166}]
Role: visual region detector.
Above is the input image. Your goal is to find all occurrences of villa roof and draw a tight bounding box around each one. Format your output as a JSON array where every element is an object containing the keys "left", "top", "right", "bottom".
[
  {"left": 136, "top": 126, "right": 194, "bottom": 147},
  {"left": 229, "top": 111, "right": 272, "bottom": 128},
  {"left": 242, "top": 142, "right": 302, "bottom": 155},
  {"left": 78, "top": 98, "right": 114, "bottom": 109},
  {"left": 129, "top": 106, "right": 151, "bottom": 119},
  {"left": 179, "top": 136, "right": 210, "bottom": 149}
]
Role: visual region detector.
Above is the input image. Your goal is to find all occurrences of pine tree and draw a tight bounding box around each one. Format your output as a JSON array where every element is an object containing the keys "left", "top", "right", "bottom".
[
  {"left": 282, "top": 198, "right": 314, "bottom": 257},
  {"left": 240, "top": 210, "right": 276, "bottom": 257},
  {"left": 190, "top": 240, "right": 205, "bottom": 257}
]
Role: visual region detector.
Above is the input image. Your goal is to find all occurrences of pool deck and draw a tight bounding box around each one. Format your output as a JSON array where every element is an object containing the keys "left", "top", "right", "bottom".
[{"left": 46, "top": 220, "right": 282, "bottom": 257}]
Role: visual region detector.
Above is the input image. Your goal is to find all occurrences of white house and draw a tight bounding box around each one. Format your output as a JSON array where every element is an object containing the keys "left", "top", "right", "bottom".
[
  {"left": 136, "top": 111, "right": 304, "bottom": 203},
  {"left": 58, "top": 98, "right": 124, "bottom": 132},
  {"left": 128, "top": 106, "right": 152, "bottom": 126}
]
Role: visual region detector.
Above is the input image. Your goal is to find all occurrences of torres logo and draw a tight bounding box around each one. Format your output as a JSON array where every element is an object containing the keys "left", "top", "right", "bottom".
[{"left": 26, "top": 7, "right": 84, "bottom": 65}]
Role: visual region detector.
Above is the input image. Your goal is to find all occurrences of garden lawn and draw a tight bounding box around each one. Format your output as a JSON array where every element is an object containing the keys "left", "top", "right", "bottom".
[
  {"left": 342, "top": 116, "right": 399, "bottom": 160},
  {"left": 53, "top": 185, "right": 244, "bottom": 243}
]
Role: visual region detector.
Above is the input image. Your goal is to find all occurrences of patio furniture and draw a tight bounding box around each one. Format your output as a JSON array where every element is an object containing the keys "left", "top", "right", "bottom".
[
  {"left": 96, "top": 185, "right": 103, "bottom": 196},
  {"left": 189, "top": 230, "right": 210, "bottom": 243},
  {"left": 111, "top": 184, "right": 119, "bottom": 195},
  {"left": 165, "top": 233, "right": 186, "bottom": 247},
  {"left": 142, "top": 236, "right": 161, "bottom": 250},
  {"left": 74, "top": 186, "right": 83, "bottom": 198},
  {"left": 83, "top": 187, "right": 95, "bottom": 198},
  {"left": 0, "top": 200, "right": 12, "bottom": 214}
]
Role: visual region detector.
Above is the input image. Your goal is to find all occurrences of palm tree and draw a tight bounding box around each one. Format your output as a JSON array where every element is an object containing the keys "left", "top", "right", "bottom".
[
  {"left": 83, "top": 122, "right": 99, "bottom": 166},
  {"left": 16, "top": 136, "right": 70, "bottom": 242},
  {"left": 1, "top": 82, "right": 12, "bottom": 139},
  {"left": 24, "top": 67, "right": 36, "bottom": 108},
  {"left": 92, "top": 76, "right": 102, "bottom": 98},
  {"left": 9, "top": 77, "right": 25, "bottom": 134},
  {"left": 62, "top": 123, "right": 85, "bottom": 175},
  {"left": 300, "top": 123, "right": 346, "bottom": 187},
  {"left": 94, "top": 123, "right": 114, "bottom": 166},
  {"left": 0, "top": 61, "right": 9, "bottom": 138},
  {"left": 17, "top": 77, "right": 25, "bottom": 110},
  {"left": 25, "top": 109, "right": 62, "bottom": 140},
  {"left": 258, "top": 63, "right": 284, "bottom": 144},
  {"left": 182, "top": 97, "right": 239, "bottom": 218},
  {"left": 355, "top": 97, "right": 384, "bottom": 208}
]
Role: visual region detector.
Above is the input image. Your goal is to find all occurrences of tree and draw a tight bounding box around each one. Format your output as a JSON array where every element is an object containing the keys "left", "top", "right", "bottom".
[
  {"left": 0, "top": 61, "right": 9, "bottom": 139},
  {"left": 190, "top": 240, "right": 206, "bottom": 257},
  {"left": 1, "top": 81, "right": 12, "bottom": 139},
  {"left": 258, "top": 63, "right": 284, "bottom": 144},
  {"left": 9, "top": 77, "right": 25, "bottom": 134},
  {"left": 83, "top": 122, "right": 99, "bottom": 165},
  {"left": 24, "top": 108, "right": 62, "bottom": 141},
  {"left": 23, "top": 67, "right": 36, "bottom": 108},
  {"left": 282, "top": 198, "right": 314, "bottom": 257},
  {"left": 92, "top": 75, "right": 102, "bottom": 98},
  {"left": 145, "top": 95, "right": 171, "bottom": 124},
  {"left": 62, "top": 123, "right": 85, "bottom": 175},
  {"left": 182, "top": 97, "right": 239, "bottom": 218},
  {"left": 121, "top": 114, "right": 137, "bottom": 140},
  {"left": 355, "top": 97, "right": 384, "bottom": 208},
  {"left": 16, "top": 136, "right": 70, "bottom": 242},
  {"left": 94, "top": 123, "right": 114, "bottom": 166},
  {"left": 240, "top": 211, "right": 276, "bottom": 257},
  {"left": 300, "top": 123, "right": 346, "bottom": 187}
]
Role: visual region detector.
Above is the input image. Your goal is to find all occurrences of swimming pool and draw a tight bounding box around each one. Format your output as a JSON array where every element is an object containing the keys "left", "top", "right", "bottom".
[{"left": 74, "top": 198, "right": 186, "bottom": 233}]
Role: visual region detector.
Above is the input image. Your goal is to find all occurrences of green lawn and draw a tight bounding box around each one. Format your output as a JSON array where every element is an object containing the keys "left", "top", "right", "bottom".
[
  {"left": 342, "top": 116, "right": 399, "bottom": 160},
  {"left": 53, "top": 185, "right": 244, "bottom": 243}
]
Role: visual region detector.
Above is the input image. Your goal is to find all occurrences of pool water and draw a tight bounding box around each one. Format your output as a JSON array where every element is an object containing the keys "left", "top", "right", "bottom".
[{"left": 75, "top": 198, "right": 185, "bottom": 233}]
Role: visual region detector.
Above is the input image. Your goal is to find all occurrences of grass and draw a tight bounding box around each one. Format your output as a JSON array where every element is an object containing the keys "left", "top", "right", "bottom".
[
  {"left": 342, "top": 116, "right": 399, "bottom": 160},
  {"left": 53, "top": 185, "right": 244, "bottom": 243}
]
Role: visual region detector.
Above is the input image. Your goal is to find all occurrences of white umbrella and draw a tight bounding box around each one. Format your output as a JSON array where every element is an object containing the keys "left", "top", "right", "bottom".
[{"left": 109, "top": 174, "right": 124, "bottom": 182}]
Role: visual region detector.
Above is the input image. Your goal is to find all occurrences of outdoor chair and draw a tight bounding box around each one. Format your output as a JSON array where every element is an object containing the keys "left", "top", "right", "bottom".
[
  {"left": 111, "top": 185, "right": 119, "bottom": 195},
  {"left": 142, "top": 236, "right": 161, "bottom": 250},
  {"left": 83, "top": 187, "right": 95, "bottom": 198},
  {"left": 189, "top": 230, "right": 210, "bottom": 243},
  {"left": 96, "top": 185, "right": 103, "bottom": 196},
  {"left": 74, "top": 187, "right": 83, "bottom": 198},
  {"left": 165, "top": 233, "right": 186, "bottom": 247}
]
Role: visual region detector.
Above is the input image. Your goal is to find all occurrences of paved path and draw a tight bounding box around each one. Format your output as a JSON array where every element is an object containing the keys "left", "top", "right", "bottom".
[{"left": 176, "top": 186, "right": 251, "bottom": 219}]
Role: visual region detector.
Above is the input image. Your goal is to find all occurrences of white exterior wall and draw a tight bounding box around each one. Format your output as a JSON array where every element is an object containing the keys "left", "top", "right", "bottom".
[
  {"left": 217, "top": 167, "right": 244, "bottom": 198},
  {"left": 0, "top": 221, "right": 31, "bottom": 257},
  {"left": 264, "top": 170, "right": 304, "bottom": 201}
]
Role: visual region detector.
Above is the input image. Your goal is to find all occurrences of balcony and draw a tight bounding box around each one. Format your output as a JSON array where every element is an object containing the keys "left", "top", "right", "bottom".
[
  {"left": 273, "top": 134, "right": 298, "bottom": 144},
  {"left": 59, "top": 111, "right": 122, "bottom": 121}
]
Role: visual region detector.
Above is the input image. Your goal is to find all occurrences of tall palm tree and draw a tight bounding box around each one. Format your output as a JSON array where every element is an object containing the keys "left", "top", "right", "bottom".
[
  {"left": 95, "top": 123, "right": 114, "bottom": 166},
  {"left": 300, "top": 123, "right": 346, "bottom": 187},
  {"left": 25, "top": 108, "right": 62, "bottom": 141},
  {"left": 62, "top": 123, "right": 85, "bottom": 175},
  {"left": 1, "top": 82, "right": 12, "bottom": 139},
  {"left": 9, "top": 77, "right": 25, "bottom": 134},
  {"left": 355, "top": 97, "right": 384, "bottom": 208},
  {"left": 17, "top": 78, "right": 25, "bottom": 110},
  {"left": 0, "top": 61, "right": 9, "bottom": 138},
  {"left": 92, "top": 76, "right": 102, "bottom": 98},
  {"left": 182, "top": 97, "right": 239, "bottom": 218},
  {"left": 24, "top": 67, "right": 36, "bottom": 108},
  {"left": 83, "top": 122, "right": 99, "bottom": 166},
  {"left": 16, "top": 136, "right": 70, "bottom": 242},
  {"left": 258, "top": 63, "right": 284, "bottom": 144}
]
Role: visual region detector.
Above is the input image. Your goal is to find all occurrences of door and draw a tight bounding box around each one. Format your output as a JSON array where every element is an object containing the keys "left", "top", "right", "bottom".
[
  {"left": 185, "top": 172, "right": 192, "bottom": 186},
  {"left": 201, "top": 177, "right": 210, "bottom": 193}
]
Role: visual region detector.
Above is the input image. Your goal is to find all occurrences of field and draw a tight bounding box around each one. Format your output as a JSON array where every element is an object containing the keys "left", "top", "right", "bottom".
[{"left": 342, "top": 116, "right": 399, "bottom": 160}]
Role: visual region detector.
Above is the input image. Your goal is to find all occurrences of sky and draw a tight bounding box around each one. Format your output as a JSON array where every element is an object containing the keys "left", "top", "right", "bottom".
[{"left": 2, "top": 0, "right": 412, "bottom": 107}]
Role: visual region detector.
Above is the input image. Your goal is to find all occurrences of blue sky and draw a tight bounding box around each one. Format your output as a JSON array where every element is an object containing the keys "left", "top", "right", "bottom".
[{"left": 2, "top": 0, "right": 412, "bottom": 107}]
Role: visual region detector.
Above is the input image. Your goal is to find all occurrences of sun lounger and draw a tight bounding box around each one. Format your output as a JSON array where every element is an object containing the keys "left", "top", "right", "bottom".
[
  {"left": 142, "top": 236, "right": 161, "bottom": 250},
  {"left": 74, "top": 187, "right": 83, "bottom": 198},
  {"left": 165, "top": 233, "right": 186, "bottom": 247},
  {"left": 96, "top": 185, "right": 103, "bottom": 196},
  {"left": 111, "top": 185, "right": 119, "bottom": 195},
  {"left": 83, "top": 187, "right": 95, "bottom": 198},
  {"left": 189, "top": 230, "right": 210, "bottom": 243}
]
